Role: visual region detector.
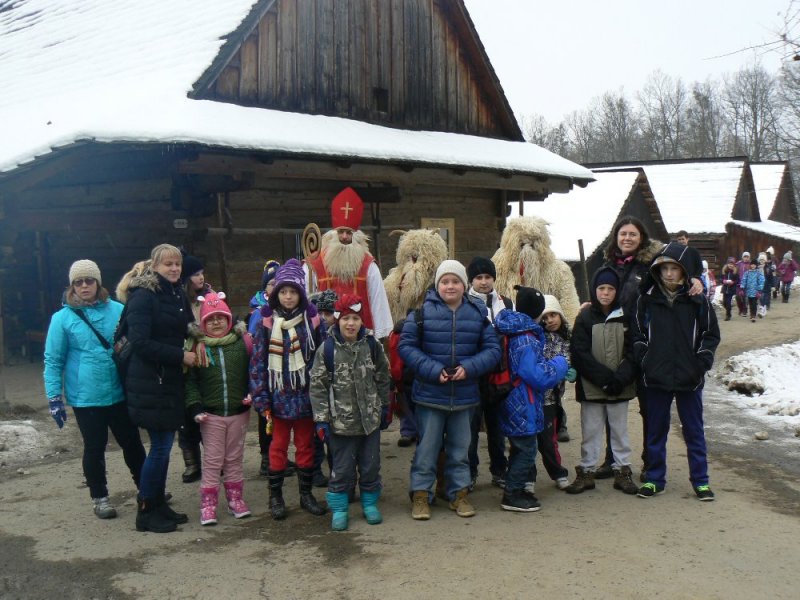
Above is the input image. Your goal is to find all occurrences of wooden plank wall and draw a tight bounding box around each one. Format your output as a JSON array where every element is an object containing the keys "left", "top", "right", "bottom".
[{"left": 209, "top": 0, "right": 509, "bottom": 138}]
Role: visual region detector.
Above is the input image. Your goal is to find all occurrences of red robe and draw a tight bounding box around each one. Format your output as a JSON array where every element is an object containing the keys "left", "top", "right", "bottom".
[{"left": 308, "top": 253, "right": 375, "bottom": 329}]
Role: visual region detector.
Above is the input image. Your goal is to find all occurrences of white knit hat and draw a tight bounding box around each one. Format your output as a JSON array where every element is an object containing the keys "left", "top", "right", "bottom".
[
  {"left": 69, "top": 259, "right": 101, "bottom": 285},
  {"left": 537, "top": 294, "right": 566, "bottom": 323},
  {"left": 435, "top": 259, "right": 468, "bottom": 289}
]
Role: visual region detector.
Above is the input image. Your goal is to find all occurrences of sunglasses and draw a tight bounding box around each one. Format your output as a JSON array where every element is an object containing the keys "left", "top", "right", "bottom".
[{"left": 73, "top": 278, "right": 97, "bottom": 287}]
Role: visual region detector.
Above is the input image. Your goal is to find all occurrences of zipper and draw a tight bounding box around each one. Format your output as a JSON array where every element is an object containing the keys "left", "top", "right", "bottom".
[
  {"left": 219, "top": 347, "right": 228, "bottom": 416},
  {"left": 450, "top": 309, "right": 456, "bottom": 409}
]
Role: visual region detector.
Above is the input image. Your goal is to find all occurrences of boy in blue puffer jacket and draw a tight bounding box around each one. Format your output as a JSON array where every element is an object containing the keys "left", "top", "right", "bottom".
[
  {"left": 399, "top": 260, "right": 501, "bottom": 520},
  {"left": 493, "top": 286, "right": 568, "bottom": 512}
]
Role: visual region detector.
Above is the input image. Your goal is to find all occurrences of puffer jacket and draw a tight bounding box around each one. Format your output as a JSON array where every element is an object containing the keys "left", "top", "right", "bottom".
[
  {"left": 398, "top": 289, "right": 500, "bottom": 411},
  {"left": 124, "top": 271, "right": 193, "bottom": 431},
  {"left": 570, "top": 267, "right": 637, "bottom": 404},
  {"left": 309, "top": 326, "right": 391, "bottom": 436},
  {"left": 739, "top": 268, "right": 765, "bottom": 298},
  {"left": 777, "top": 258, "right": 799, "bottom": 283},
  {"left": 633, "top": 245, "right": 720, "bottom": 393},
  {"left": 43, "top": 297, "right": 124, "bottom": 407},
  {"left": 494, "top": 310, "right": 567, "bottom": 436},
  {"left": 184, "top": 325, "right": 251, "bottom": 419}
]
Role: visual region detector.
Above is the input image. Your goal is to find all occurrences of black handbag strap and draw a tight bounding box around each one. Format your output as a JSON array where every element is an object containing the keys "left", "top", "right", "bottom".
[{"left": 71, "top": 308, "right": 112, "bottom": 350}]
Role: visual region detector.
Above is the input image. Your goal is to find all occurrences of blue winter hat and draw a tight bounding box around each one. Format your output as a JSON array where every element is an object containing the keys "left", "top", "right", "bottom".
[{"left": 261, "top": 260, "right": 281, "bottom": 290}]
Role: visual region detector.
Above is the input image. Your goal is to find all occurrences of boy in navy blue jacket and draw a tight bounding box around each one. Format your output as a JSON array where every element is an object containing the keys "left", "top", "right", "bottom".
[{"left": 633, "top": 242, "right": 720, "bottom": 501}]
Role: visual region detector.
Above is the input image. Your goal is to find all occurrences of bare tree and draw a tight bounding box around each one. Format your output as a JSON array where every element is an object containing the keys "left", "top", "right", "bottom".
[
  {"left": 638, "top": 70, "right": 689, "bottom": 159},
  {"left": 564, "top": 108, "right": 597, "bottom": 163},
  {"left": 594, "top": 90, "right": 640, "bottom": 162},
  {"left": 685, "top": 79, "right": 725, "bottom": 158},
  {"left": 723, "top": 63, "right": 782, "bottom": 160},
  {"left": 520, "top": 113, "right": 570, "bottom": 156}
]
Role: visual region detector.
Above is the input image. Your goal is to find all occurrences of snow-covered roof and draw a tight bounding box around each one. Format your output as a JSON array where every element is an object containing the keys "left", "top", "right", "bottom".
[
  {"left": 509, "top": 171, "right": 640, "bottom": 261},
  {"left": 730, "top": 220, "right": 800, "bottom": 244},
  {"left": 0, "top": 0, "right": 593, "bottom": 185},
  {"left": 750, "top": 163, "right": 786, "bottom": 220},
  {"left": 594, "top": 161, "right": 746, "bottom": 233}
]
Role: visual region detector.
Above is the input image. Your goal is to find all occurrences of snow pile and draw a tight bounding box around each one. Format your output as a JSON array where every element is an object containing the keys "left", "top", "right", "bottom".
[
  {"left": 713, "top": 342, "right": 800, "bottom": 422},
  {"left": 0, "top": 420, "right": 48, "bottom": 465}
]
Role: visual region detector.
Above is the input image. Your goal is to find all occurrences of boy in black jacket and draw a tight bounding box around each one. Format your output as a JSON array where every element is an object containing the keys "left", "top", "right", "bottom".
[{"left": 632, "top": 242, "right": 721, "bottom": 501}]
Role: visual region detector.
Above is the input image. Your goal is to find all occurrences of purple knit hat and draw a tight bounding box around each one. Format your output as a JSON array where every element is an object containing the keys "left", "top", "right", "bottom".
[{"left": 268, "top": 258, "right": 308, "bottom": 310}]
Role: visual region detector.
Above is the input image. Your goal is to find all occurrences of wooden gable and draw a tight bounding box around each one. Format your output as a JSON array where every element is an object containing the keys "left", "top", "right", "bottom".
[
  {"left": 192, "top": 0, "right": 521, "bottom": 140},
  {"left": 732, "top": 163, "right": 760, "bottom": 222},
  {"left": 768, "top": 164, "right": 799, "bottom": 225}
]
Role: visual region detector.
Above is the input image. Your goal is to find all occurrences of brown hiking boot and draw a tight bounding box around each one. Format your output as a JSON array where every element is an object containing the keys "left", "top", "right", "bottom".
[
  {"left": 411, "top": 491, "right": 431, "bottom": 520},
  {"left": 564, "top": 466, "right": 596, "bottom": 494},
  {"left": 448, "top": 489, "right": 476, "bottom": 517},
  {"left": 613, "top": 465, "right": 639, "bottom": 495}
]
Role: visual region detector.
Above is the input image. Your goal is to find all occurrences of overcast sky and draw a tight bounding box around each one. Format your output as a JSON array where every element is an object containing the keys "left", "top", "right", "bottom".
[{"left": 464, "top": 0, "right": 790, "bottom": 125}]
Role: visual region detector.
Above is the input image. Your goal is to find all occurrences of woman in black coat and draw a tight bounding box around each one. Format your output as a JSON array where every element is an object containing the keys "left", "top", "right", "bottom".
[{"left": 124, "top": 244, "right": 197, "bottom": 533}]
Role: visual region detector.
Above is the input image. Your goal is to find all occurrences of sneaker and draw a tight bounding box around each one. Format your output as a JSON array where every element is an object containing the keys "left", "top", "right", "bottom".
[
  {"left": 491, "top": 474, "right": 506, "bottom": 489},
  {"left": 555, "top": 477, "right": 570, "bottom": 490},
  {"left": 92, "top": 496, "right": 117, "bottom": 519},
  {"left": 411, "top": 491, "right": 430, "bottom": 520},
  {"left": 501, "top": 490, "right": 541, "bottom": 512},
  {"left": 637, "top": 482, "right": 665, "bottom": 498},
  {"left": 524, "top": 481, "right": 536, "bottom": 494},
  {"left": 397, "top": 436, "right": 415, "bottom": 447},
  {"left": 448, "top": 489, "right": 476, "bottom": 517},
  {"left": 694, "top": 484, "right": 715, "bottom": 501}
]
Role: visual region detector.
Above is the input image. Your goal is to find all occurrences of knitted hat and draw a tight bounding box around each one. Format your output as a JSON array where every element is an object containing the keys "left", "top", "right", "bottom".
[
  {"left": 742, "top": 251, "right": 751, "bottom": 259},
  {"left": 595, "top": 269, "right": 619, "bottom": 289},
  {"left": 727, "top": 256, "right": 735, "bottom": 264},
  {"left": 334, "top": 294, "right": 363, "bottom": 320},
  {"left": 268, "top": 258, "right": 308, "bottom": 310},
  {"left": 311, "top": 289, "right": 338, "bottom": 313},
  {"left": 514, "top": 285, "right": 545, "bottom": 320},
  {"left": 261, "top": 259, "right": 281, "bottom": 290},
  {"left": 435, "top": 259, "right": 468, "bottom": 289},
  {"left": 180, "top": 255, "right": 204, "bottom": 284},
  {"left": 199, "top": 291, "right": 232, "bottom": 337},
  {"left": 702, "top": 260, "right": 709, "bottom": 270},
  {"left": 69, "top": 259, "right": 102, "bottom": 286},
  {"left": 758, "top": 252, "right": 767, "bottom": 264},
  {"left": 466, "top": 256, "right": 496, "bottom": 282},
  {"left": 538, "top": 294, "right": 566, "bottom": 324},
  {"left": 784, "top": 251, "right": 792, "bottom": 261}
]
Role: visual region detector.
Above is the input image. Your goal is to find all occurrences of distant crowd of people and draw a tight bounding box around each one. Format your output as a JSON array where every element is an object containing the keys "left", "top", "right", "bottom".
[{"left": 43, "top": 191, "right": 797, "bottom": 533}]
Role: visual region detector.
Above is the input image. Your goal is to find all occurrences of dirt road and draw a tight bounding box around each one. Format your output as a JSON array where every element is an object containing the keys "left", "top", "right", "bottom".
[{"left": 1, "top": 298, "right": 798, "bottom": 599}]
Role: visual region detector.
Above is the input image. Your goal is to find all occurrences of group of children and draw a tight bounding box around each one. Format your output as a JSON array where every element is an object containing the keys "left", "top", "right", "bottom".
[
  {"left": 180, "top": 237, "right": 721, "bottom": 531},
  {"left": 724, "top": 249, "right": 797, "bottom": 322}
]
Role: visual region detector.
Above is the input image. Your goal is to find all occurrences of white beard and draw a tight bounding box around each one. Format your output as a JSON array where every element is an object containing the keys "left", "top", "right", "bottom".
[{"left": 322, "top": 229, "right": 370, "bottom": 281}]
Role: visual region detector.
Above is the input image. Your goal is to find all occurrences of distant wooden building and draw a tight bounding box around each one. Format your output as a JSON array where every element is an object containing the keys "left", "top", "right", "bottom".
[{"left": 0, "top": 0, "right": 592, "bottom": 360}]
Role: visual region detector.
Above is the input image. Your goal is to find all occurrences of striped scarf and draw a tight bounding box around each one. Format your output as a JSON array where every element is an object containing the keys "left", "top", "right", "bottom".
[{"left": 268, "top": 312, "right": 306, "bottom": 390}]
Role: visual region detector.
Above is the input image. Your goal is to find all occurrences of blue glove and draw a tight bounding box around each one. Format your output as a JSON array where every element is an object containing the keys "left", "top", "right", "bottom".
[
  {"left": 380, "top": 405, "right": 392, "bottom": 431},
  {"left": 565, "top": 368, "right": 577, "bottom": 383},
  {"left": 48, "top": 396, "right": 67, "bottom": 429},
  {"left": 316, "top": 422, "right": 330, "bottom": 442}
]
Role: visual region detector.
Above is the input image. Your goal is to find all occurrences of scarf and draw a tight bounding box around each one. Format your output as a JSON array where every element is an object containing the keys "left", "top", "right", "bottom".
[
  {"left": 468, "top": 289, "right": 508, "bottom": 323},
  {"left": 657, "top": 279, "right": 684, "bottom": 306},
  {"left": 613, "top": 249, "right": 636, "bottom": 266},
  {"left": 268, "top": 311, "right": 309, "bottom": 391}
]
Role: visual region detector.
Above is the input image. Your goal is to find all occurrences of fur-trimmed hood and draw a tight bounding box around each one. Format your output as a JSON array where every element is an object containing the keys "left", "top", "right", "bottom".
[
  {"left": 127, "top": 269, "right": 163, "bottom": 294},
  {"left": 603, "top": 238, "right": 664, "bottom": 265}
]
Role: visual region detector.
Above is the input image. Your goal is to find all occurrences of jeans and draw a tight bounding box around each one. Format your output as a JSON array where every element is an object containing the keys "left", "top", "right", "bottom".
[
  {"left": 328, "top": 429, "right": 381, "bottom": 494},
  {"left": 410, "top": 404, "right": 473, "bottom": 501},
  {"left": 72, "top": 402, "right": 145, "bottom": 499},
  {"left": 643, "top": 388, "right": 708, "bottom": 488},
  {"left": 139, "top": 429, "right": 175, "bottom": 500},
  {"left": 505, "top": 435, "right": 537, "bottom": 492}
]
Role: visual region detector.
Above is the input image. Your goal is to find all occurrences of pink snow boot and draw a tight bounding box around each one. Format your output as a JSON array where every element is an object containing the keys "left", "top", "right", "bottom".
[
  {"left": 200, "top": 486, "right": 219, "bottom": 526},
  {"left": 224, "top": 480, "right": 251, "bottom": 519}
]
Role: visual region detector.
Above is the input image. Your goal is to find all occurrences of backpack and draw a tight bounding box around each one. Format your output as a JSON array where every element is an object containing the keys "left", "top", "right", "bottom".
[{"left": 387, "top": 307, "right": 424, "bottom": 392}]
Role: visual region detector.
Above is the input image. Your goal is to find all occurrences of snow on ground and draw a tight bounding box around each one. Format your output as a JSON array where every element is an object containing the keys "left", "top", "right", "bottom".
[
  {"left": 710, "top": 341, "right": 800, "bottom": 432},
  {"left": 0, "top": 420, "right": 50, "bottom": 468}
]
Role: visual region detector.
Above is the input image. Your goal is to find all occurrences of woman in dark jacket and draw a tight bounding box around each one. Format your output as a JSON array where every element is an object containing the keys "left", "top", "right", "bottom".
[{"left": 124, "top": 244, "right": 197, "bottom": 533}]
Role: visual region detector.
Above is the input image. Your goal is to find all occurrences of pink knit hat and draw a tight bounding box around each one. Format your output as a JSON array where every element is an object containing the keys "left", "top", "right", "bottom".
[{"left": 199, "top": 291, "right": 232, "bottom": 337}]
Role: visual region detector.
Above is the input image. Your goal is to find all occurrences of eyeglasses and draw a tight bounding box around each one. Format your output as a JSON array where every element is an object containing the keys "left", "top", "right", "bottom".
[{"left": 73, "top": 278, "right": 97, "bottom": 287}]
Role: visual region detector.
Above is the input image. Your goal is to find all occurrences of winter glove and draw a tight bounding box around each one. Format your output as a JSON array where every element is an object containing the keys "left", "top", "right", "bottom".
[
  {"left": 316, "top": 422, "right": 330, "bottom": 443},
  {"left": 48, "top": 396, "right": 67, "bottom": 429},
  {"left": 565, "top": 368, "right": 577, "bottom": 383},
  {"left": 602, "top": 379, "right": 623, "bottom": 397},
  {"left": 380, "top": 405, "right": 392, "bottom": 430}
]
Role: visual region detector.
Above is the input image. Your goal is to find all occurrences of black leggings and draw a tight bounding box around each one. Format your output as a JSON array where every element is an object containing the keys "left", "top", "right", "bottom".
[{"left": 73, "top": 402, "right": 145, "bottom": 499}]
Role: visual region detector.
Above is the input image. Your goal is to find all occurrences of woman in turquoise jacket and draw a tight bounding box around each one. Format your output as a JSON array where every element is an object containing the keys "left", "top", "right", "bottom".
[{"left": 43, "top": 260, "right": 145, "bottom": 520}]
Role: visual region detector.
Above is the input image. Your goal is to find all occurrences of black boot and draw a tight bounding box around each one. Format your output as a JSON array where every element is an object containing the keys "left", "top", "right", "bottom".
[
  {"left": 136, "top": 496, "right": 177, "bottom": 533},
  {"left": 156, "top": 494, "right": 188, "bottom": 524},
  {"left": 298, "top": 468, "right": 327, "bottom": 516},
  {"left": 259, "top": 453, "right": 270, "bottom": 477},
  {"left": 268, "top": 470, "right": 287, "bottom": 520},
  {"left": 181, "top": 445, "right": 201, "bottom": 483}
]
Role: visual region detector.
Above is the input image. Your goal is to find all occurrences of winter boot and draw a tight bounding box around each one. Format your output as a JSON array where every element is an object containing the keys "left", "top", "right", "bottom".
[
  {"left": 360, "top": 489, "right": 383, "bottom": 525},
  {"left": 613, "top": 465, "right": 639, "bottom": 495},
  {"left": 411, "top": 490, "right": 431, "bottom": 520},
  {"left": 594, "top": 461, "right": 613, "bottom": 480},
  {"left": 181, "top": 445, "right": 201, "bottom": 483},
  {"left": 298, "top": 468, "right": 327, "bottom": 516},
  {"left": 199, "top": 486, "right": 218, "bottom": 526},
  {"left": 312, "top": 467, "right": 329, "bottom": 488},
  {"left": 259, "top": 453, "right": 270, "bottom": 477},
  {"left": 156, "top": 494, "right": 188, "bottom": 524},
  {"left": 268, "top": 470, "right": 287, "bottom": 521},
  {"left": 136, "top": 496, "right": 177, "bottom": 533},
  {"left": 326, "top": 491, "right": 350, "bottom": 531},
  {"left": 564, "top": 466, "right": 596, "bottom": 494},
  {"left": 224, "top": 480, "right": 251, "bottom": 519},
  {"left": 92, "top": 496, "right": 117, "bottom": 519},
  {"left": 448, "top": 488, "right": 476, "bottom": 517}
]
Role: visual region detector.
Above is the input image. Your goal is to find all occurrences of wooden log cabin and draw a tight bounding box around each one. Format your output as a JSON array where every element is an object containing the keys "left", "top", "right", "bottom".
[{"left": 0, "top": 0, "right": 593, "bottom": 361}]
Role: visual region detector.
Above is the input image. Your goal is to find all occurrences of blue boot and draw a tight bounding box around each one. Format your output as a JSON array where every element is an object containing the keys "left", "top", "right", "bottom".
[
  {"left": 360, "top": 489, "right": 382, "bottom": 525},
  {"left": 326, "top": 491, "right": 350, "bottom": 531}
]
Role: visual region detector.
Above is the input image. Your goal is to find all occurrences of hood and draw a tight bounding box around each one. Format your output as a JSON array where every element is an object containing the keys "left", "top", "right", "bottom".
[
  {"left": 604, "top": 237, "right": 664, "bottom": 264},
  {"left": 127, "top": 270, "right": 163, "bottom": 293},
  {"left": 494, "top": 308, "right": 542, "bottom": 336},
  {"left": 589, "top": 266, "right": 621, "bottom": 311},
  {"left": 648, "top": 241, "right": 691, "bottom": 281}
]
